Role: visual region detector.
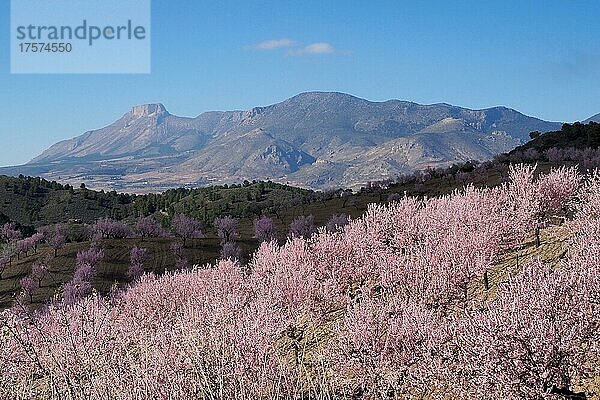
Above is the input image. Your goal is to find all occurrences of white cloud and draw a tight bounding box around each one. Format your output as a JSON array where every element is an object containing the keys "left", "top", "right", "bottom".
[
  {"left": 247, "top": 39, "right": 348, "bottom": 56},
  {"left": 289, "top": 42, "right": 336, "bottom": 56},
  {"left": 249, "top": 38, "right": 297, "bottom": 50}
]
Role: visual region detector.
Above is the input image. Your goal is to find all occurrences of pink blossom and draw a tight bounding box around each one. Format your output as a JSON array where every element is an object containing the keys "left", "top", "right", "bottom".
[
  {"left": 326, "top": 214, "right": 349, "bottom": 233},
  {"left": 171, "top": 214, "right": 204, "bottom": 246},
  {"left": 220, "top": 241, "right": 241, "bottom": 261},
  {"left": 288, "top": 215, "right": 316, "bottom": 239},
  {"left": 214, "top": 216, "right": 240, "bottom": 244},
  {"left": 61, "top": 277, "right": 93, "bottom": 306},
  {"left": 0, "top": 222, "right": 21, "bottom": 243},
  {"left": 537, "top": 166, "right": 580, "bottom": 216},
  {"left": 253, "top": 216, "right": 277, "bottom": 243},
  {"left": 44, "top": 224, "right": 68, "bottom": 257},
  {"left": 135, "top": 216, "right": 168, "bottom": 240},
  {"left": 19, "top": 276, "right": 36, "bottom": 302},
  {"left": 30, "top": 262, "right": 48, "bottom": 286},
  {"left": 0, "top": 167, "right": 598, "bottom": 398},
  {"left": 90, "top": 218, "right": 133, "bottom": 240},
  {"left": 128, "top": 246, "right": 148, "bottom": 281}
]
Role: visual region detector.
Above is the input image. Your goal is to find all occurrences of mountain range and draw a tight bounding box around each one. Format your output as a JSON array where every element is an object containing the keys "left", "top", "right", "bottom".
[
  {"left": 585, "top": 113, "right": 600, "bottom": 123},
  {"left": 2, "top": 92, "right": 577, "bottom": 191}
]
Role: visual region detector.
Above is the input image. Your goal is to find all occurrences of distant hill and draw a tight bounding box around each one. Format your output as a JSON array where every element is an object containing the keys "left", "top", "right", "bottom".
[
  {"left": 511, "top": 121, "right": 600, "bottom": 154},
  {"left": 0, "top": 92, "right": 561, "bottom": 191},
  {"left": 0, "top": 175, "right": 135, "bottom": 228},
  {"left": 0, "top": 174, "right": 312, "bottom": 230},
  {"left": 585, "top": 113, "right": 600, "bottom": 123}
]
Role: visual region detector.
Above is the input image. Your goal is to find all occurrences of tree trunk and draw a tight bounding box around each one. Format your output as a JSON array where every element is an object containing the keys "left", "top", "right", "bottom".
[
  {"left": 545, "top": 383, "right": 586, "bottom": 400},
  {"left": 483, "top": 270, "right": 489, "bottom": 290}
]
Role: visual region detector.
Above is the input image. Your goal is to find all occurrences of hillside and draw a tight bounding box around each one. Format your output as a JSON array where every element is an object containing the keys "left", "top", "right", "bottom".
[
  {"left": 0, "top": 175, "right": 311, "bottom": 229},
  {"left": 1, "top": 165, "right": 598, "bottom": 399},
  {"left": 0, "top": 92, "right": 562, "bottom": 191},
  {"left": 512, "top": 121, "right": 600, "bottom": 153},
  {"left": 0, "top": 176, "right": 135, "bottom": 228}
]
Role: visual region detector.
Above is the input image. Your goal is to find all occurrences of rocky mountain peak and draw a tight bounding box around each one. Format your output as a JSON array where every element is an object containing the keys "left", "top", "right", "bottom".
[
  {"left": 242, "top": 106, "right": 267, "bottom": 121},
  {"left": 131, "top": 104, "right": 169, "bottom": 118}
]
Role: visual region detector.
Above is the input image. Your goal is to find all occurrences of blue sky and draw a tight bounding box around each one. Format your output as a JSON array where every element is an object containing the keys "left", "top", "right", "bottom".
[{"left": 1, "top": 1, "right": 599, "bottom": 166}]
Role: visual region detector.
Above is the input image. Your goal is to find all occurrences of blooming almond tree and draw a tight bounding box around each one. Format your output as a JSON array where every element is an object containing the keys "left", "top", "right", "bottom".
[
  {"left": 135, "top": 216, "right": 167, "bottom": 241},
  {"left": 61, "top": 278, "right": 93, "bottom": 307},
  {"left": 288, "top": 215, "right": 316, "bottom": 239},
  {"left": 44, "top": 224, "right": 68, "bottom": 257},
  {"left": 453, "top": 260, "right": 599, "bottom": 399},
  {"left": 90, "top": 218, "right": 133, "bottom": 240},
  {"left": 72, "top": 263, "right": 97, "bottom": 283},
  {"left": 64, "top": 244, "right": 104, "bottom": 305},
  {"left": 76, "top": 244, "right": 104, "bottom": 268},
  {"left": 536, "top": 166, "right": 580, "bottom": 218},
  {"left": 324, "top": 296, "right": 449, "bottom": 398},
  {"left": 214, "top": 216, "right": 240, "bottom": 244},
  {"left": 30, "top": 261, "right": 48, "bottom": 287},
  {"left": 0, "top": 222, "right": 21, "bottom": 243},
  {"left": 128, "top": 246, "right": 148, "bottom": 281},
  {"left": 171, "top": 214, "right": 204, "bottom": 247},
  {"left": 253, "top": 216, "right": 277, "bottom": 243},
  {"left": 19, "top": 276, "right": 36, "bottom": 303},
  {"left": 16, "top": 238, "right": 34, "bottom": 259},
  {"left": 29, "top": 233, "right": 44, "bottom": 253},
  {"left": 326, "top": 214, "right": 350, "bottom": 233},
  {"left": 220, "top": 241, "right": 241, "bottom": 262}
]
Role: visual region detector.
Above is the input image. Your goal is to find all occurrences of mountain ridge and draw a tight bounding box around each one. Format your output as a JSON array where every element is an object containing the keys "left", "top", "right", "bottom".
[
  {"left": 5, "top": 91, "right": 564, "bottom": 191},
  {"left": 585, "top": 113, "right": 600, "bottom": 123}
]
